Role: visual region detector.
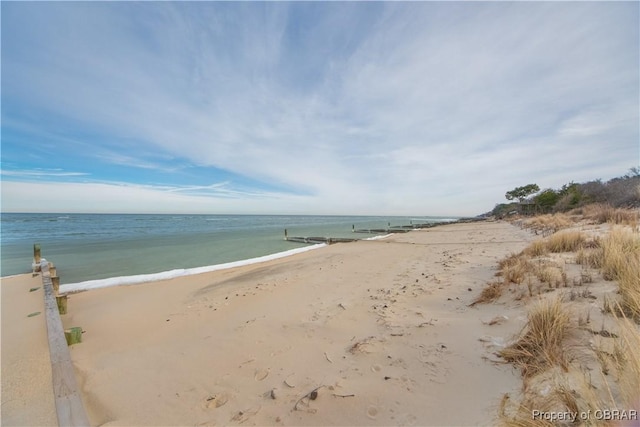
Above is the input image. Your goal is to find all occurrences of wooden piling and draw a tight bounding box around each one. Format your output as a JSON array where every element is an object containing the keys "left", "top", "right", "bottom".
[
  {"left": 49, "top": 265, "right": 57, "bottom": 278},
  {"left": 284, "top": 229, "right": 288, "bottom": 240},
  {"left": 56, "top": 296, "right": 68, "bottom": 315},
  {"left": 34, "top": 243, "right": 41, "bottom": 264},
  {"left": 64, "top": 327, "right": 83, "bottom": 346},
  {"left": 51, "top": 276, "right": 60, "bottom": 294}
]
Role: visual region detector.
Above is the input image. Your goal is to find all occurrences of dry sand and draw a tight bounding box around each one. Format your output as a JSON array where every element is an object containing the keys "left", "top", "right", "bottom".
[
  {"left": 1, "top": 273, "right": 58, "bottom": 426},
  {"left": 2, "top": 220, "right": 538, "bottom": 426}
]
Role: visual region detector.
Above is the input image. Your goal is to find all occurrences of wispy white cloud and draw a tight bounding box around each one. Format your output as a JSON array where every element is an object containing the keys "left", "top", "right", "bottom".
[
  {"left": 1, "top": 169, "right": 90, "bottom": 178},
  {"left": 1, "top": 2, "right": 638, "bottom": 215}
]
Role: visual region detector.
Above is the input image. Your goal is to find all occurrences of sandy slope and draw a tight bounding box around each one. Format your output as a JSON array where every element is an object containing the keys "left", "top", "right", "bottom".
[{"left": 57, "top": 221, "right": 536, "bottom": 426}]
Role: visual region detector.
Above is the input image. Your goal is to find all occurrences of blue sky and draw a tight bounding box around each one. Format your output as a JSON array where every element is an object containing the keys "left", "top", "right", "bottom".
[{"left": 1, "top": 2, "right": 638, "bottom": 216}]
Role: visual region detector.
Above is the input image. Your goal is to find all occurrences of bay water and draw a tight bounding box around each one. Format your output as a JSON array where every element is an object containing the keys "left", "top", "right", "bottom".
[{"left": 1, "top": 213, "right": 456, "bottom": 285}]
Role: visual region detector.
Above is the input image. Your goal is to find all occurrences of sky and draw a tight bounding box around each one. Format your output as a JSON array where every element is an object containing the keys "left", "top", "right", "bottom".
[{"left": 1, "top": 2, "right": 638, "bottom": 216}]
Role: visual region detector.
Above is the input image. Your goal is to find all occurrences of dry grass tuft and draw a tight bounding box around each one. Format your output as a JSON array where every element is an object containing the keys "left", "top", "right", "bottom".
[
  {"left": 601, "top": 228, "right": 640, "bottom": 319},
  {"left": 498, "top": 253, "right": 532, "bottom": 285},
  {"left": 575, "top": 247, "right": 604, "bottom": 269},
  {"left": 612, "top": 314, "right": 640, "bottom": 406},
  {"left": 522, "top": 240, "right": 548, "bottom": 257},
  {"left": 534, "top": 264, "right": 563, "bottom": 288},
  {"left": 581, "top": 203, "right": 639, "bottom": 226},
  {"left": 545, "top": 230, "right": 586, "bottom": 253},
  {"left": 498, "top": 370, "right": 609, "bottom": 427},
  {"left": 470, "top": 281, "right": 504, "bottom": 306},
  {"left": 520, "top": 214, "right": 574, "bottom": 236},
  {"left": 499, "top": 297, "right": 574, "bottom": 378}
]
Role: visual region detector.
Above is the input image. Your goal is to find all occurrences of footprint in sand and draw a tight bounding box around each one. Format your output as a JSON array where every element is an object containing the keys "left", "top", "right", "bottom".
[
  {"left": 367, "top": 405, "right": 379, "bottom": 419},
  {"left": 255, "top": 368, "right": 270, "bottom": 381},
  {"left": 284, "top": 374, "right": 297, "bottom": 388},
  {"left": 205, "top": 392, "right": 229, "bottom": 409}
]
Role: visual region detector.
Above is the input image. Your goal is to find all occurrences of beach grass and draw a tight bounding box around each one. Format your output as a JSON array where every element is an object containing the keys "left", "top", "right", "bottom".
[
  {"left": 544, "top": 230, "right": 586, "bottom": 253},
  {"left": 499, "top": 297, "right": 574, "bottom": 378},
  {"left": 578, "top": 203, "right": 639, "bottom": 227},
  {"left": 601, "top": 228, "right": 640, "bottom": 319}
]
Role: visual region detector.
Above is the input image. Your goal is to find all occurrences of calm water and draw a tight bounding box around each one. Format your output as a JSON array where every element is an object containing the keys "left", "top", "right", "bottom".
[{"left": 1, "top": 213, "right": 455, "bottom": 284}]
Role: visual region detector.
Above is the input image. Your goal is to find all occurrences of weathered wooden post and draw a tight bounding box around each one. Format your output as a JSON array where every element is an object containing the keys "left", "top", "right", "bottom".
[
  {"left": 284, "top": 229, "right": 288, "bottom": 241},
  {"left": 51, "top": 276, "right": 60, "bottom": 294},
  {"left": 33, "top": 244, "right": 42, "bottom": 274},
  {"left": 64, "top": 327, "right": 83, "bottom": 345},
  {"left": 34, "top": 243, "right": 41, "bottom": 263},
  {"left": 352, "top": 224, "right": 355, "bottom": 232},
  {"left": 56, "top": 296, "right": 68, "bottom": 315},
  {"left": 49, "top": 263, "right": 57, "bottom": 277}
]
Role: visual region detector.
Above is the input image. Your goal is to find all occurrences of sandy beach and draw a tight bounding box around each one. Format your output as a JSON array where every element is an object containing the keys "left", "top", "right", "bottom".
[
  {"left": 1, "top": 273, "right": 58, "bottom": 426},
  {"left": 14, "top": 220, "right": 532, "bottom": 426}
]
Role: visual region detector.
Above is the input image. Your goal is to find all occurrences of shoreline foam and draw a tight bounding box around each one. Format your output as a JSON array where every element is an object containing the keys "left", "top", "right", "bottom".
[{"left": 60, "top": 243, "right": 327, "bottom": 294}]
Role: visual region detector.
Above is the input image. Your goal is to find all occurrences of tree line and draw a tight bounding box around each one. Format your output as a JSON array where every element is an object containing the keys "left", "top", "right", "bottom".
[{"left": 489, "top": 168, "right": 640, "bottom": 217}]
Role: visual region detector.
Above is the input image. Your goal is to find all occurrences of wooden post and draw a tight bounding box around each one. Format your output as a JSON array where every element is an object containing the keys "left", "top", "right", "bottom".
[
  {"left": 284, "top": 229, "right": 288, "bottom": 240},
  {"left": 64, "top": 327, "right": 83, "bottom": 346},
  {"left": 352, "top": 224, "right": 355, "bottom": 232},
  {"left": 51, "top": 276, "right": 60, "bottom": 294},
  {"left": 56, "top": 296, "right": 68, "bottom": 315},
  {"left": 48, "top": 263, "right": 57, "bottom": 277},
  {"left": 34, "top": 243, "right": 41, "bottom": 264}
]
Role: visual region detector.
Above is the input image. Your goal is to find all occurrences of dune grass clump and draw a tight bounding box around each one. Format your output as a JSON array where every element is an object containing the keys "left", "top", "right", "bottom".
[
  {"left": 499, "top": 297, "right": 574, "bottom": 378},
  {"left": 470, "top": 281, "right": 504, "bottom": 306},
  {"left": 611, "top": 315, "right": 640, "bottom": 405},
  {"left": 522, "top": 240, "right": 548, "bottom": 257},
  {"left": 534, "top": 264, "right": 564, "bottom": 288},
  {"left": 575, "top": 247, "right": 604, "bottom": 269},
  {"left": 544, "top": 230, "right": 586, "bottom": 253},
  {"left": 601, "top": 228, "right": 640, "bottom": 319},
  {"left": 498, "top": 253, "right": 532, "bottom": 285},
  {"left": 521, "top": 214, "right": 573, "bottom": 236},
  {"left": 581, "top": 203, "right": 639, "bottom": 226}
]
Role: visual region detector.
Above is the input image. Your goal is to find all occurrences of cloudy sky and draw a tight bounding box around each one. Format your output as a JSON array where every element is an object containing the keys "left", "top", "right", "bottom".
[{"left": 2, "top": 2, "right": 638, "bottom": 216}]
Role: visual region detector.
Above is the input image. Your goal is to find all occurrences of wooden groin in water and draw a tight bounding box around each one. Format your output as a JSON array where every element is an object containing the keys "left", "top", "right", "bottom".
[
  {"left": 284, "top": 218, "right": 486, "bottom": 244},
  {"left": 33, "top": 244, "right": 90, "bottom": 427},
  {"left": 283, "top": 229, "right": 358, "bottom": 244}
]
